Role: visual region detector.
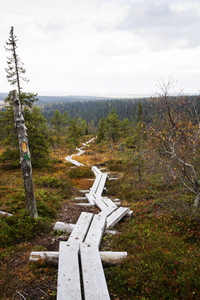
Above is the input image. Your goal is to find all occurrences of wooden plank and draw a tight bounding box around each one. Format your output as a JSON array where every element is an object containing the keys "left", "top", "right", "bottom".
[
  {"left": 96, "top": 173, "right": 107, "bottom": 196},
  {"left": 92, "top": 166, "right": 102, "bottom": 176},
  {"left": 57, "top": 212, "right": 94, "bottom": 299},
  {"left": 75, "top": 197, "right": 87, "bottom": 201},
  {"left": 67, "top": 212, "right": 93, "bottom": 245},
  {"left": 57, "top": 242, "right": 81, "bottom": 300},
  {"left": 80, "top": 243, "right": 111, "bottom": 300},
  {"left": 30, "top": 251, "right": 127, "bottom": 265},
  {"left": 76, "top": 203, "right": 95, "bottom": 207},
  {"left": 53, "top": 221, "right": 75, "bottom": 233},
  {"left": 84, "top": 214, "right": 106, "bottom": 248},
  {"left": 106, "top": 207, "right": 130, "bottom": 229},
  {"left": 98, "top": 206, "right": 118, "bottom": 218},
  {"left": 65, "top": 155, "right": 84, "bottom": 166},
  {"left": 0, "top": 211, "right": 13, "bottom": 216},
  {"left": 93, "top": 194, "right": 108, "bottom": 211},
  {"left": 85, "top": 193, "right": 95, "bottom": 204},
  {"left": 101, "top": 197, "right": 118, "bottom": 210},
  {"left": 53, "top": 221, "right": 118, "bottom": 235},
  {"left": 90, "top": 174, "right": 102, "bottom": 194},
  {"left": 99, "top": 251, "right": 127, "bottom": 265}
]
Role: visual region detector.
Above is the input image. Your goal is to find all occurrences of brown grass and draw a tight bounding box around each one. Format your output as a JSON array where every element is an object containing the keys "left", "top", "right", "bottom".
[{"left": 70, "top": 178, "right": 93, "bottom": 189}]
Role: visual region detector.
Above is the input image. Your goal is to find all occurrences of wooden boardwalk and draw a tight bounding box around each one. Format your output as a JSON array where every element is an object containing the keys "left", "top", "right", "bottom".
[{"left": 30, "top": 138, "right": 132, "bottom": 299}]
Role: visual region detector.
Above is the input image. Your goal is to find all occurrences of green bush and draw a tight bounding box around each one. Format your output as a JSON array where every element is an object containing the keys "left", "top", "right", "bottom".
[
  {"left": 34, "top": 175, "right": 64, "bottom": 188},
  {"left": 0, "top": 211, "right": 50, "bottom": 248},
  {"left": 68, "top": 166, "right": 94, "bottom": 179},
  {"left": 35, "top": 189, "right": 60, "bottom": 218}
]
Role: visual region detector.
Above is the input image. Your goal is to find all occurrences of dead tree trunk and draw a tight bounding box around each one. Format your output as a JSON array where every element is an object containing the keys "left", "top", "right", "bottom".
[{"left": 11, "top": 90, "right": 38, "bottom": 218}]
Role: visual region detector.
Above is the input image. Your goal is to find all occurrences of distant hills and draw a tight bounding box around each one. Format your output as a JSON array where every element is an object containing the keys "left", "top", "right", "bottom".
[{"left": 0, "top": 93, "right": 150, "bottom": 103}]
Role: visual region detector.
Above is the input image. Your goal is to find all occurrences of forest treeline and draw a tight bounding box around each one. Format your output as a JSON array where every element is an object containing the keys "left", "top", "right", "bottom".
[
  {"left": 38, "top": 95, "right": 199, "bottom": 127},
  {"left": 1, "top": 80, "right": 200, "bottom": 207}
]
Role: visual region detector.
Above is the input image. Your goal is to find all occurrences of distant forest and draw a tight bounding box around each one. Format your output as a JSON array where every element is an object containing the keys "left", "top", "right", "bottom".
[
  {"left": 38, "top": 98, "right": 146, "bottom": 127},
  {"left": 1, "top": 93, "right": 199, "bottom": 128},
  {"left": 37, "top": 95, "right": 199, "bottom": 127}
]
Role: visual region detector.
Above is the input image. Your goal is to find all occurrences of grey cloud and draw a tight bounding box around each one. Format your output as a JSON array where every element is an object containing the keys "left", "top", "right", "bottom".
[{"left": 117, "top": 2, "right": 200, "bottom": 50}]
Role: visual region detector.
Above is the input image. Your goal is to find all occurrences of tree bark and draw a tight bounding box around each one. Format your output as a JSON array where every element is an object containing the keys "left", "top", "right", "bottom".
[
  {"left": 194, "top": 194, "right": 200, "bottom": 208},
  {"left": 11, "top": 90, "right": 38, "bottom": 218}
]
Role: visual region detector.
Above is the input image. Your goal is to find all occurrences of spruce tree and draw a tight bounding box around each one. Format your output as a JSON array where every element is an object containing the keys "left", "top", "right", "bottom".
[
  {"left": 105, "top": 108, "right": 120, "bottom": 142},
  {"left": 67, "top": 118, "right": 80, "bottom": 146},
  {"left": 97, "top": 118, "right": 105, "bottom": 143},
  {"left": 5, "top": 26, "right": 29, "bottom": 94}
]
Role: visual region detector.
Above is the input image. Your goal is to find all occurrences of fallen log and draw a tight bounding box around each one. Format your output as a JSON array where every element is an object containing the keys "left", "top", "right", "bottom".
[
  {"left": 0, "top": 211, "right": 13, "bottom": 217},
  {"left": 29, "top": 251, "right": 127, "bottom": 266},
  {"left": 53, "top": 221, "right": 117, "bottom": 235}
]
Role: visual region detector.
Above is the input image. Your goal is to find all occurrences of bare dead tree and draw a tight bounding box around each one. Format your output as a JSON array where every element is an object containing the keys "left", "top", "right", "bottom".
[
  {"left": 154, "top": 77, "right": 200, "bottom": 208},
  {"left": 11, "top": 90, "right": 37, "bottom": 218}
]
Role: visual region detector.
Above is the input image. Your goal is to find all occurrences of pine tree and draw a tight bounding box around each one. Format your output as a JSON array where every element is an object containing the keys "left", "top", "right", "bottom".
[
  {"left": 137, "top": 100, "right": 144, "bottom": 123},
  {"left": 67, "top": 118, "right": 80, "bottom": 146},
  {"left": 97, "top": 118, "right": 105, "bottom": 143},
  {"left": 5, "top": 26, "right": 29, "bottom": 94},
  {"left": 105, "top": 108, "right": 120, "bottom": 142},
  {"left": 51, "top": 109, "right": 68, "bottom": 133},
  {"left": 0, "top": 94, "right": 50, "bottom": 168},
  {"left": 26, "top": 106, "right": 50, "bottom": 168}
]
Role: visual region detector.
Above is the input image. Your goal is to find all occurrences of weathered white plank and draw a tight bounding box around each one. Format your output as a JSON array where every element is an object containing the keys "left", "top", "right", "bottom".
[
  {"left": 98, "top": 206, "right": 118, "bottom": 218},
  {"left": 114, "top": 202, "right": 121, "bottom": 207},
  {"left": 54, "top": 221, "right": 118, "bottom": 235},
  {"left": 99, "top": 251, "right": 127, "bottom": 265},
  {"left": 96, "top": 173, "right": 107, "bottom": 196},
  {"left": 57, "top": 242, "right": 81, "bottom": 300},
  {"left": 30, "top": 251, "right": 59, "bottom": 265},
  {"left": 0, "top": 211, "right": 13, "bottom": 216},
  {"left": 67, "top": 212, "right": 93, "bottom": 245},
  {"left": 106, "top": 207, "right": 130, "bottom": 229},
  {"left": 101, "top": 197, "right": 118, "bottom": 210},
  {"left": 29, "top": 251, "right": 127, "bottom": 265},
  {"left": 75, "top": 203, "right": 95, "bottom": 207},
  {"left": 80, "top": 244, "right": 111, "bottom": 300},
  {"left": 74, "top": 197, "right": 87, "bottom": 201},
  {"left": 124, "top": 210, "right": 134, "bottom": 219},
  {"left": 93, "top": 194, "right": 108, "bottom": 211},
  {"left": 84, "top": 214, "right": 106, "bottom": 248},
  {"left": 85, "top": 192, "right": 95, "bottom": 204},
  {"left": 65, "top": 155, "right": 84, "bottom": 166},
  {"left": 91, "top": 166, "right": 102, "bottom": 176},
  {"left": 57, "top": 212, "right": 94, "bottom": 300},
  {"left": 75, "top": 147, "right": 85, "bottom": 156},
  {"left": 53, "top": 221, "right": 75, "bottom": 233},
  {"left": 90, "top": 174, "right": 102, "bottom": 194}
]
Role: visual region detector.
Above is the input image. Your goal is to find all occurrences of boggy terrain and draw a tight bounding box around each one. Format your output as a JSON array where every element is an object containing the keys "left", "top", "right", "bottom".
[{"left": 0, "top": 140, "right": 200, "bottom": 299}]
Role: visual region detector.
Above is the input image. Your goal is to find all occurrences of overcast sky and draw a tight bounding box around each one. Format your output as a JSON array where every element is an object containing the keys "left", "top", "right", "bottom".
[{"left": 1, "top": 0, "right": 200, "bottom": 96}]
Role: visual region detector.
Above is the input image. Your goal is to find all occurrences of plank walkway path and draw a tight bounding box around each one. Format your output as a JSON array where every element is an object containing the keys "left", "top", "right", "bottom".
[{"left": 30, "top": 138, "right": 132, "bottom": 299}]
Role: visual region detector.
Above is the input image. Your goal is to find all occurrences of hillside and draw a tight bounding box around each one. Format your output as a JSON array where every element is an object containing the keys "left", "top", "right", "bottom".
[{"left": 0, "top": 138, "right": 200, "bottom": 299}]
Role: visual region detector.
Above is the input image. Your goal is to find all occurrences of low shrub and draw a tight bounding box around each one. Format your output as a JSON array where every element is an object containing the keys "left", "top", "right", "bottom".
[
  {"left": 0, "top": 211, "right": 50, "bottom": 248},
  {"left": 68, "top": 166, "right": 94, "bottom": 179},
  {"left": 34, "top": 175, "right": 64, "bottom": 188}
]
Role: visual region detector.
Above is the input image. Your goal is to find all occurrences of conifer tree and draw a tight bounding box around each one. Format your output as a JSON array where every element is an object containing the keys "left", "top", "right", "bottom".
[
  {"left": 105, "top": 108, "right": 120, "bottom": 142},
  {"left": 67, "top": 118, "right": 80, "bottom": 146},
  {"left": 51, "top": 109, "right": 68, "bottom": 134},
  {"left": 97, "top": 118, "right": 105, "bottom": 143},
  {"left": 5, "top": 26, "right": 29, "bottom": 94}
]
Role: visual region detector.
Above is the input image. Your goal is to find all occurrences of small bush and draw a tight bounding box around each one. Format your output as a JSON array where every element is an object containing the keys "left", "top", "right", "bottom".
[
  {"left": 0, "top": 211, "right": 50, "bottom": 248},
  {"left": 35, "top": 189, "right": 60, "bottom": 218},
  {"left": 68, "top": 166, "right": 94, "bottom": 179},
  {"left": 34, "top": 175, "right": 64, "bottom": 188}
]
